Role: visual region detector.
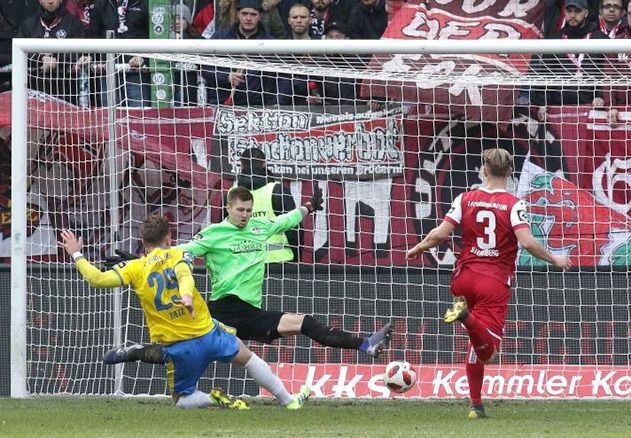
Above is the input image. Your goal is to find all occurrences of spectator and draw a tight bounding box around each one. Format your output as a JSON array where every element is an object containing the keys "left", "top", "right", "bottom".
[
  {"left": 605, "top": 0, "right": 631, "bottom": 119},
  {"left": 0, "top": 0, "right": 40, "bottom": 91},
  {"left": 320, "top": 21, "right": 363, "bottom": 108},
  {"left": 597, "top": 0, "right": 626, "bottom": 38},
  {"left": 205, "top": 0, "right": 282, "bottom": 106},
  {"left": 347, "top": 0, "right": 388, "bottom": 40},
  {"left": 215, "top": 0, "right": 286, "bottom": 39},
  {"left": 16, "top": 0, "right": 87, "bottom": 104},
  {"left": 308, "top": 0, "right": 347, "bottom": 39},
  {"left": 172, "top": 3, "right": 202, "bottom": 106},
  {"left": 542, "top": 0, "right": 599, "bottom": 37},
  {"left": 172, "top": 3, "right": 200, "bottom": 38},
  {"left": 211, "top": 0, "right": 271, "bottom": 39},
  {"left": 279, "top": 21, "right": 364, "bottom": 109},
  {"left": 89, "top": 0, "right": 150, "bottom": 107},
  {"left": 278, "top": 0, "right": 307, "bottom": 36},
  {"left": 323, "top": 19, "right": 348, "bottom": 40},
  {"left": 0, "top": 1, "right": 40, "bottom": 36},
  {"left": 287, "top": 3, "right": 310, "bottom": 39},
  {"left": 529, "top": 0, "right": 608, "bottom": 121},
  {"left": 277, "top": 5, "right": 326, "bottom": 106},
  {"left": 0, "top": 14, "right": 12, "bottom": 92}
]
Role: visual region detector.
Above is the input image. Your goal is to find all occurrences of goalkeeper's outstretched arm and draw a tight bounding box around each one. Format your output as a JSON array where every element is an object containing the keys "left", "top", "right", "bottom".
[{"left": 59, "top": 229, "right": 127, "bottom": 288}]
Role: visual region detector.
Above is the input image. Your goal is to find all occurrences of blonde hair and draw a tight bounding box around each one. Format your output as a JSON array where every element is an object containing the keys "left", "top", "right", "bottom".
[{"left": 482, "top": 148, "right": 513, "bottom": 177}]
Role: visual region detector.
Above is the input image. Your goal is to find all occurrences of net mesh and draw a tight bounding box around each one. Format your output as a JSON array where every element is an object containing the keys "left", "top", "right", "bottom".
[{"left": 13, "top": 45, "right": 631, "bottom": 398}]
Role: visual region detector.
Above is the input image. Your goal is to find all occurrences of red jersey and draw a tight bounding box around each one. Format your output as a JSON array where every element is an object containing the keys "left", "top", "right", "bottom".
[{"left": 444, "top": 188, "right": 530, "bottom": 286}]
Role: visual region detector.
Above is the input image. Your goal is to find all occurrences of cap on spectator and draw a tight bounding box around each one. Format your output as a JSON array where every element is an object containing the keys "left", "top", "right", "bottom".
[
  {"left": 236, "top": 0, "right": 263, "bottom": 11},
  {"left": 172, "top": 4, "right": 192, "bottom": 23},
  {"left": 564, "top": 0, "right": 588, "bottom": 9},
  {"left": 324, "top": 21, "right": 348, "bottom": 37}
]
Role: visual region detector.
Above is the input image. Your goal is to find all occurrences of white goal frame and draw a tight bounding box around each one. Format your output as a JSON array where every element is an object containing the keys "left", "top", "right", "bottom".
[{"left": 11, "top": 37, "right": 631, "bottom": 398}]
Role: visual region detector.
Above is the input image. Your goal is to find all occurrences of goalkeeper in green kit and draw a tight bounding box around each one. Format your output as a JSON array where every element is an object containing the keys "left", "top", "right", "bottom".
[{"left": 104, "top": 186, "right": 392, "bottom": 366}]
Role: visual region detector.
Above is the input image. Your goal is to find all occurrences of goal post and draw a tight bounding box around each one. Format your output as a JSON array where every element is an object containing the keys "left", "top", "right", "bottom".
[
  {"left": 11, "top": 41, "right": 29, "bottom": 399},
  {"left": 9, "top": 37, "right": 631, "bottom": 399}
]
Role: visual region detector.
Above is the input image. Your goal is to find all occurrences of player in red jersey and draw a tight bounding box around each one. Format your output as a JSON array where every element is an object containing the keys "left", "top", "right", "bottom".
[{"left": 406, "top": 149, "right": 571, "bottom": 419}]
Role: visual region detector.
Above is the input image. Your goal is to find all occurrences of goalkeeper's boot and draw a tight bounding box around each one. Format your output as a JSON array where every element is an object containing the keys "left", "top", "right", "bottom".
[
  {"left": 444, "top": 297, "right": 469, "bottom": 324},
  {"left": 103, "top": 344, "right": 146, "bottom": 365},
  {"left": 210, "top": 388, "right": 250, "bottom": 410},
  {"left": 285, "top": 386, "right": 311, "bottom": 410},
  {"left": 467, "top": 404, "right": 487, "bottom": 419},
  {"left": 364, "top": 322, "right": 393, "bottom": 358}
]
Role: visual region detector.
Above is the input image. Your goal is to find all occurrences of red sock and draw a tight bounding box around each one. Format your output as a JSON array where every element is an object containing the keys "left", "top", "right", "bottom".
[
  {"left": 466, "top": 344, "right": 484, "bottom": 406},
  {"left": 462, "top": 312, "right": 496, "bottom": 362}
]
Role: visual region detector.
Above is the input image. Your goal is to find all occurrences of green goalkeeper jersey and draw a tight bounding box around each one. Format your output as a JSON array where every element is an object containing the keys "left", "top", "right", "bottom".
[{"left": 177, "top": 209, "right": 303, "bottom": 308}]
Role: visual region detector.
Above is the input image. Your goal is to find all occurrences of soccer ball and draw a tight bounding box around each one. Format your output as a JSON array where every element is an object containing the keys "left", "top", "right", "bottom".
[{"left": 383, "top": 361, "right": 417, "bottom": 394}]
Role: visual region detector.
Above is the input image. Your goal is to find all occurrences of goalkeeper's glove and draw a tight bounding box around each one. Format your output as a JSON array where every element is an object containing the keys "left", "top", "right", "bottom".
[
  {"left": 303, "top": 187, "right": 324, "bottom": 214},
  {"left": 103, "top": 249, "right": 138, "bottom": 269}
]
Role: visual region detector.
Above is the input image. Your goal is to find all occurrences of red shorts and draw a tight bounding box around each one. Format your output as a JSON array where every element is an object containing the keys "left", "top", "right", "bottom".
[{"left": 451, "top": 267, "right": 511, "bottom": 343}]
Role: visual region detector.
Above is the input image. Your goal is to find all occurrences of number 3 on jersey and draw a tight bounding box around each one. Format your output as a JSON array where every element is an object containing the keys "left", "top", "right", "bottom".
[
  {"left": 147, "top": 268, "right": 178, "bottom": 311},
  {"left": 476, "top": 210, "right": 496, "bottom": 249}
]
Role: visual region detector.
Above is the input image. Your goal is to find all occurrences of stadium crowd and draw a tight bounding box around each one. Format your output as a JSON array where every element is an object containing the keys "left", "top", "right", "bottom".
[
  {"left": 1, "top": 0, "right": 630, "bottom": 110},
  {"left": 0, "top": 0, "right": 388, "bottom": 107}
]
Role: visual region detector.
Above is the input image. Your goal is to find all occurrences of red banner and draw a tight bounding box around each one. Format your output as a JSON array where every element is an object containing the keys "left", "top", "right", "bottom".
[
  {"left": 579, "top": 111, "right": 631, "bottom": 217},
  {"left": 369, "top": 2, "right": 543, "bottom": 120},
  {"left": 267, "top": 363, "right": 631, "bottom": 399},
  {"left": 2, "top": 94, "right": 631, "bottom": 266}
]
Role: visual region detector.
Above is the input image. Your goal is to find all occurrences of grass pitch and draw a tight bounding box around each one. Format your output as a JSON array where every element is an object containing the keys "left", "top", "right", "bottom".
[{"left": 0, "top": 397, "right": 629, "bottom": 437}]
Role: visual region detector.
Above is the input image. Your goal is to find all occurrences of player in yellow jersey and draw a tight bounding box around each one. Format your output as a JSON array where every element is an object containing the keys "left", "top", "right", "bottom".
[{"left": 59, "top": 215, "right": 310, "bottom": 410}]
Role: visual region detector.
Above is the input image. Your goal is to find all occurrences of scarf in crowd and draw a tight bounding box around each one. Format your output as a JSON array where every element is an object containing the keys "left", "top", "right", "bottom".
[{"left": 117, "top": 0, "right": 130, "bottom": 34}]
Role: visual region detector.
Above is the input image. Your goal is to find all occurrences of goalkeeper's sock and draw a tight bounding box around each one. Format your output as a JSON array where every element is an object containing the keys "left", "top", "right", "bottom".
[
  {"left": 301, "top": 315, "right": 363, "bottom": 350},
  {"left": 465, "top": 344, "right": 484, "bottom": 406},
  {"left": 461, "top": 312, "right": 496, "bottom": 362},
  {"left": 244, "top": 352, "right": 294, "bottom": 405}
]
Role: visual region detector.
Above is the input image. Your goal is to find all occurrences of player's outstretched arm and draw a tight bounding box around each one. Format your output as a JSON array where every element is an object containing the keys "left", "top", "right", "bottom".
[
  {"left": 176, "top": 233, "right": 213, "bottom": 257},
  {"left": 58, "top": 229, "right": 127, "bottom": 288},
  {"left": 514, "top": 227, "right": 572, "bottom": 270},
  {"left": 172, "top": 259, "right": 196, "bottom": 319},
  {"left": 406, "top": 220, "right": 455, "bottom": 261}
]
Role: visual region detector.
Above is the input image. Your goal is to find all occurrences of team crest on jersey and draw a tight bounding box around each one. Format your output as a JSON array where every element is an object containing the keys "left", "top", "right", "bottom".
[
  {"left": 251, "top": 226, "right": 262, "bottom": 235},
  {"left": 192, "top": 233, "right": 203, "bottom": 241},
  {"left": 116, "top": 261, "right": 127, "bottom": 269},
  {"left": 55, "top": 29, "right": 68, "bottom": 39}
]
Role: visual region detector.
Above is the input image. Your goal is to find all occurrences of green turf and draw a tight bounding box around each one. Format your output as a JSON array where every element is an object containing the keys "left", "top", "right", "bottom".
[{"left": 0, "top": 397, "right": 629, "bottom": 437}]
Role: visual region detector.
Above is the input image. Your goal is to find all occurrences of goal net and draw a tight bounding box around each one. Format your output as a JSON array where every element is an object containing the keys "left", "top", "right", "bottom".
[{"left": 8, "top": 38, "right": 631, "bottom": 399}]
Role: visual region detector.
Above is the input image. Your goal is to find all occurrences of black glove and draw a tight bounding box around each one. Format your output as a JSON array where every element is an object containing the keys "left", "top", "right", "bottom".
[
  {"left": 303, "top": 187, "right": 324, "bottom": 213},
  {"left": 103, "top": 249, "right": 138, "bottom": 269}
]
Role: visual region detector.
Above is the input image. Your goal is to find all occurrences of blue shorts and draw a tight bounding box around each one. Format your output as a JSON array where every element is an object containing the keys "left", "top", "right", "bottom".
[{"left": 164, "top": 320, "right": 239, "bottom": 395}]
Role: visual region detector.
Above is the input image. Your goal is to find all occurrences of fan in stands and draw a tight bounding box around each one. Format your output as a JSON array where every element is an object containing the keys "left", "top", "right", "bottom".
[{"left": 383, "top": 361, "right": 417, "bottom": 394}]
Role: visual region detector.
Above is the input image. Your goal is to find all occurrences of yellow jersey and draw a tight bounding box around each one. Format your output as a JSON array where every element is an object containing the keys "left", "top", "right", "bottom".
[{"left": 75, "top": 247, "right": 213, "bottom": 344}]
